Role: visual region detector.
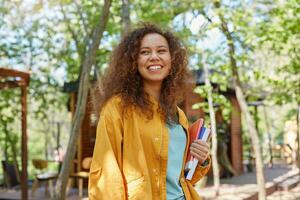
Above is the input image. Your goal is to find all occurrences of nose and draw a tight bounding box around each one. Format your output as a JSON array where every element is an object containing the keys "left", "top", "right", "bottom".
[{"left": 149, "top": 52, "right": 159, "bottom": 61}]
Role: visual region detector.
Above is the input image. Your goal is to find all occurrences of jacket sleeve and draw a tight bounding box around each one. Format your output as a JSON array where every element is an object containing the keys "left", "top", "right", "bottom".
[
  {"left": 89, "top": 101, "right": 126, "bottom": 200},
  {"left": 189, "top": 156, "right": 211, "bottom": 185}
]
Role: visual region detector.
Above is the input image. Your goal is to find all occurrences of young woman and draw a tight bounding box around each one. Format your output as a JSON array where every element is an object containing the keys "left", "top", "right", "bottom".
[{"left": 89, "top": 23, "right": 211, "bottom": 200}]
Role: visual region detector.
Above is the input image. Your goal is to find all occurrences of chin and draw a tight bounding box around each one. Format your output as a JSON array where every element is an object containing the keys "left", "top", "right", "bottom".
[{"left": 147, "top": 77, "right": 167, "bottom": 82}]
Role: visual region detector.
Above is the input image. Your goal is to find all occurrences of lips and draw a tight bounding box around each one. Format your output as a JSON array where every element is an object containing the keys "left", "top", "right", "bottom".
[{"left": 147, "top": 65, "right": 163, "bottom": 71}]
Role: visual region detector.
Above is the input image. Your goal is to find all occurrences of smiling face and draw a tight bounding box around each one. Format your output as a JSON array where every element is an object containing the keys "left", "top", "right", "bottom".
[{"left": 137, "top": 33, "right": 171, "bottom": 89}]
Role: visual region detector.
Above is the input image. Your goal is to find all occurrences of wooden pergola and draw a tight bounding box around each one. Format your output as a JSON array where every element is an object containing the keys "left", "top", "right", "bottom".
[{"left": 0, "top": 67, "right": 30, "bottom": 200}]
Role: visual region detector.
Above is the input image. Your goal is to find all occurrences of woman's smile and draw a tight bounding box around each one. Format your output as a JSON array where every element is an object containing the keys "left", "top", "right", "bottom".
[
  {"left": 137, "top": 33, "right": 171, "bottom": 87},
  {"left": 147, "top": 65, "right": 162, "bottom": 71}
]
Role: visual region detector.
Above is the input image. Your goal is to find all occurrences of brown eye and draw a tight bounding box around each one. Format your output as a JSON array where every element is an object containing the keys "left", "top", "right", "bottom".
[
  {"left": 140, "top": 50, "right": 150, "bottom": 55},
  {"left": 158, "top": 49, "right": 167, "bottom": 54}
]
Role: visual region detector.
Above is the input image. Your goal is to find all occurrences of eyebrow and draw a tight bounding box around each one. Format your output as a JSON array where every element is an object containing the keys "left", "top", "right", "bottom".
[{"left": 140, "top": 45, "right": 169, "bottom": 49}]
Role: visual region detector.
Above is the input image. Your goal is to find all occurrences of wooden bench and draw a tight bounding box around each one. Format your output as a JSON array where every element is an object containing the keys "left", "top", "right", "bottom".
[
  {"left": 67, "top": 157, "right": 92, "bottom": 197},
  {"left": 277, "top": 175, "right": 300, "bottom": 191},
  {"left": 31, "top": 159, "right": 58, "bottom": 198}
]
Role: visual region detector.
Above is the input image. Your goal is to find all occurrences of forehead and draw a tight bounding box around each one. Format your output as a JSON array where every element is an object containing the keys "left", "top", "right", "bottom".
[{"left": 140, "top": 33, "right": 169, "bottom": 48}]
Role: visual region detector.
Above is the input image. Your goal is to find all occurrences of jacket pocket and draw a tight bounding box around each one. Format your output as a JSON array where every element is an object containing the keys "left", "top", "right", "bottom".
[
  {"left": 89, "top": 167, "right": 102, "bottom": 196},
  {"left": 127, "top": 176, "right": 145, "bottom": 199}
]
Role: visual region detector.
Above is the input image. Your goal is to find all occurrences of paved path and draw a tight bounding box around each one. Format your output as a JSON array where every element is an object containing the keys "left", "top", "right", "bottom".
[
  {"left": 267, "top": 183, "right": 300, "bottom": 200},
  {"left": 0, "top": 188, "right": 86, "bottom": 200},
  {"left": 197, "top": 164, "right": 299, "bottom": 200},
  {"left": 1, "top": 164, "right": 298, "bottom": 200}
]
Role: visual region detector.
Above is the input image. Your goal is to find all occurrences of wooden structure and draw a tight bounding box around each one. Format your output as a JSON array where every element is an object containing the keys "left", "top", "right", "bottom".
[
  {"left": 63, "top": 81, "right": 96, "bottom": 177},
  {"left": 0, "top": 67, "right": 30, "bottom": 200}
]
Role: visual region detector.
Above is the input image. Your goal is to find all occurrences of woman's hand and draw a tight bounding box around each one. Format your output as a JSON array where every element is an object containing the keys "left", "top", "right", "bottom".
[{"left": 190, "top": 140, "right": 210, "bottom": 164}]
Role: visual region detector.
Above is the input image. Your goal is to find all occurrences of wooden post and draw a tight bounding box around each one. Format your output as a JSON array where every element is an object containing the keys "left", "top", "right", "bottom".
[
  {"left": 229, "top": 96, "right": 243, "bottom": 175},
  {"left": 21, "top": 85, "right": 28, "bottom": 200},
  {"left": 0, "top": 68, "right": 30, "bottom": 200}
]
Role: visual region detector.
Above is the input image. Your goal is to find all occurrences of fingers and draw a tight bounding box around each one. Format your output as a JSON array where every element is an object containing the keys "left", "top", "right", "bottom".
[
  {"left": 190, "top": 140, "right": 209, "bottom": 150},
  {"left": 190, "top": 140, "right": 210, "bottom": 164}
]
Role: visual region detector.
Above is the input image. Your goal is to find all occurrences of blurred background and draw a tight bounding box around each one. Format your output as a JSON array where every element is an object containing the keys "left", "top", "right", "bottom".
[{"left": 0, "top": 0, "right": 299, "bottom": 199}]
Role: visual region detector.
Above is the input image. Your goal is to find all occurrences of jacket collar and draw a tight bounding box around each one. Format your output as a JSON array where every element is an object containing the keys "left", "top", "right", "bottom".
[{"left": 177, "top": 107, "right": 189, "bottom": 130}]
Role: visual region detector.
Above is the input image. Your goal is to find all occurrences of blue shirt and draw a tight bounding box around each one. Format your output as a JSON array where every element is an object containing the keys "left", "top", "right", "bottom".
[{"left": 166, "top": 123, "right": 186, "bottom": 200}]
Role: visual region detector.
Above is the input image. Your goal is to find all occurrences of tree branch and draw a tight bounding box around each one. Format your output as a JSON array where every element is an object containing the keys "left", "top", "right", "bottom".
[
  {"left": 60, "top": 4, "right": 85, "bottom": 65},
  {"left": 54, "top": 1, "right": 112, "bottom": 199}
]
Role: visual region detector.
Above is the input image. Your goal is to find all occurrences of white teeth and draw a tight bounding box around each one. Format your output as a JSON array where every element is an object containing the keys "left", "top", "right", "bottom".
[{"left": 148, "top": 65, "right": 162, "bottom": 70}]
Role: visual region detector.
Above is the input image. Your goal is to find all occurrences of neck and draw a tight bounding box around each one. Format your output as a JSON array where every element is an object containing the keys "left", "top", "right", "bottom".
[{"left": 143, "top": 82, "right": 161, "bottom": 101}]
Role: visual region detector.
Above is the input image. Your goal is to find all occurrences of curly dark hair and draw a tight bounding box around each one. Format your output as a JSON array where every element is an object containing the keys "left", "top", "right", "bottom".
[{"left": 94, "top": 23, "right": 193, "bottom": 123}]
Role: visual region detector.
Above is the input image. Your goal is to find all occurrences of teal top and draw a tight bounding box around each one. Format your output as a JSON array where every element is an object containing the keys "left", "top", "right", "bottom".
[{"left": 166, "top": 123, "right": 187, "bottom": 200}]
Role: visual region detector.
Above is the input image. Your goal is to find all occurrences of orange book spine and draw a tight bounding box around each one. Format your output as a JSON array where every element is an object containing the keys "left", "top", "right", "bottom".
[{"left": 185, "top": 118, "right": 204, "bottom": 171}]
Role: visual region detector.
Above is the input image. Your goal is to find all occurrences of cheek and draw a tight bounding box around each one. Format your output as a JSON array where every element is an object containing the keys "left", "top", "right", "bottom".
[
  {"left": 137, "top": 64, "right": 146, "bottom": 78},
  {"left": 166, "top": 54, "right": 171, "bottom": 66},
  {"left": 137, "top": 57, "right": 146, "bottom": 69},
  {"left": 137, "top": 57, "right": 142, "bottom": 67},
  {"left": 137, "top": 65, "right": 142, "bottom": 75},
  {"left": 166, "top": 56, "right": 172, "bottom": 70}
]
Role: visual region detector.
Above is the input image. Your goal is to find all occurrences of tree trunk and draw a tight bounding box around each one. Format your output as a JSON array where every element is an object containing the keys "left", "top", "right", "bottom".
[
  {"left": 202, "top": 55, "right": 220, "bottom": 196},
  {"left": 54, "top": 1, "right": 112, "bottom": 199},
  {"left": 296, "top": 103, "right": 300, "bottom": 168},
  {"left": 263, "top": 106, "right": 273, "bottom": 168},
  {"left": 235, "top": 86, "right": 266, "bottom": 199},
  {"left": 121, "top": 0, "right": 131, "bottom": 37},
  {"left": 296, "top": 81, "right": 300, "bottom": 169},
  {"left": 213, "top": 1, "right": 266, "bottom": 199}
]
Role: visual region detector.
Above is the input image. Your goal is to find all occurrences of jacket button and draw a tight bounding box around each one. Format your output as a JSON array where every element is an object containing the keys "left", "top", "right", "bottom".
[{"left": 154, "top": 137, "right": 159, "bottom": 141}]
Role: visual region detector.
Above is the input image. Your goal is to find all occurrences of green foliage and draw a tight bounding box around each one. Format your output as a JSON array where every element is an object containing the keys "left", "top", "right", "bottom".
[
  {"left": 132, "top": 0, "right": 185, "bottom": 26},
  {"left": 194, "top": 85, "right": 231, "bottom": 122},
  {"left": 256, "top": 0, "right": 300, "bottom": 107},
  {"left": 0, "top": 89, "right": 21, "bottom": 161}
]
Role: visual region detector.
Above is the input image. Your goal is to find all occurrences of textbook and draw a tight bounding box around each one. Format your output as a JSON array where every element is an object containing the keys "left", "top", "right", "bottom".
[{"left": 185, "top": 118, "right": 211, "bottom": 180}]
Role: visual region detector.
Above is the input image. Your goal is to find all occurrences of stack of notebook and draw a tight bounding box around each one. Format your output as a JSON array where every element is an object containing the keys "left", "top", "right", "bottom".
[{"left": 185, "top": 118, "right": 211, "bottom": 180}]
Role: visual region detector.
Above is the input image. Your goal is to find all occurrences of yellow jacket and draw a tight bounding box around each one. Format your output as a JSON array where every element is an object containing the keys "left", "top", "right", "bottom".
[{"left": 89, "top": 96, "right": 210, "bottom": 200}]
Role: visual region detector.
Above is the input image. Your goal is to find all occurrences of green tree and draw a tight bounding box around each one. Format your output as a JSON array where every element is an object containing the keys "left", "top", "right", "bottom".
[
  {"left": 54, "top": 0, "right": 112, "bottom": 199},
  {"left": 257, "top": 0, "right": 300, "bottom": 167},
  {"left": 212, "top": 1, "right": 266, "bottom": 199}
]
